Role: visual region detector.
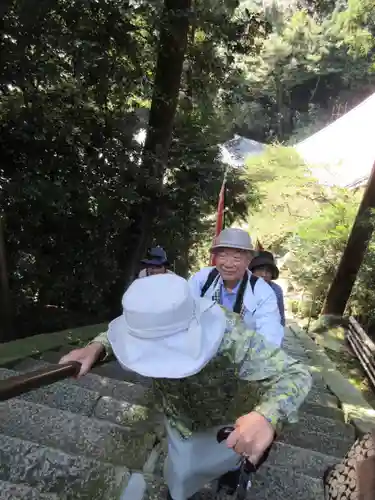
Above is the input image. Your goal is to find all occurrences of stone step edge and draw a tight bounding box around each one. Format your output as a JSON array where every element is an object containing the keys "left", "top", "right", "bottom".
[
  {"left": 142, "top": 437, "right": 341, "bottom": 479},
  {"left": 133, "top": 463, "right": 324, "bottom": 500},
  {"left": 0, "top": 480, "right": 60, "bottom": 499},
  {"left": 1, "top": 396, "right": 157, "bottom": 448},
  {"left": 289, "top": 322, "right": 375, "bottom": 435},
  {"left": 0, "top": 432, "right": 130, "bottom": 492},
  {"left": 9, "top": 358, "right": 150, "bottom": 397},
  {"left": 0, "top": 366, "right": 159, "bottom": 431},
  {"left": 1, "top": 366, "right": 349, "bottom": 438}
]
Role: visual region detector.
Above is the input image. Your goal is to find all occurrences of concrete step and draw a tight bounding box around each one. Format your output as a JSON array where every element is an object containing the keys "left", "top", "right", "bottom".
[
  {"left": 0, "top": 480, "right": 59, "bottom": 499},
  {"left": 0, "top": 434, "right": 128, "bottom": 499},
  {"left": 0, "top": 398, "right": 155, "bottom": 469}
]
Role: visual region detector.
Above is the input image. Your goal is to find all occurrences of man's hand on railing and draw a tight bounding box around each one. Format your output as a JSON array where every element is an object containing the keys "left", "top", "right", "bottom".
[{"left": 59, "top": 343, "right": 105, "bottom": 377}]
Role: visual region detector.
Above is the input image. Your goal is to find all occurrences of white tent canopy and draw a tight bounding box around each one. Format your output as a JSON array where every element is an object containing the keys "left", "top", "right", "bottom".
[{"left": 295, "top": 93, "right": 375, "bottom": 188}]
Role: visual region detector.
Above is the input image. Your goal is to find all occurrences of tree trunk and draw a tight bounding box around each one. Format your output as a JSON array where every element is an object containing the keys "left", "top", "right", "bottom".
[
  {"left": 321, "top": 161, "right": 375, "bottom": 316},
  {"left": 123, "top": 0, "right": 192, "bottom": 287},
  {"left": 0, "top": 215, "right": 13, "bottom": 342}
]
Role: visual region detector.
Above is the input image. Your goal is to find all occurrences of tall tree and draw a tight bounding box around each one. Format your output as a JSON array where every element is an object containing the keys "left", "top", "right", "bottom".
[{"left": 123, "top": 0, "right": 192, "bottom": 285}]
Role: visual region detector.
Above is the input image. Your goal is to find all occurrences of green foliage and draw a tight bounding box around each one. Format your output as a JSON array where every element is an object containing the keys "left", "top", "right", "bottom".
[
  {"left": 286, "top": 188, "right": 375, "bottom": 340},
  {"left": 285, "top": 190, "right": 362, "bottom": 313},
  {"left": 0, "top": 0, "right": 256, "bottom": 338},
  {"left": 1, "top": 0, "right": 375, "bottom": 340},
  {"left": 350, "top": 231, "right": 375, "bottom": 334},
  {"left": 243, "top": 145, "right": 325, "bottom": 249},
  {"left": 232, "top": 0, "right": 375, "bottom": 141}
]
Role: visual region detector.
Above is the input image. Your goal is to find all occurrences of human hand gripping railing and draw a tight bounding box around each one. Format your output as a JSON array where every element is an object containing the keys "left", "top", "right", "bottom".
[
  {"left": 217, "top": 426, "right": 256, "bottom": 500},
  {"left": 0, "top": 362, "right": 82, "bottom": 402}
]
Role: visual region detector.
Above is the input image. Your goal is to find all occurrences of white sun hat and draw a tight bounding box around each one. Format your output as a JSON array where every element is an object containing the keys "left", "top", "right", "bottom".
[
  {"left": 107, "top": 274, "right": 226, "bottom": 379},
  {"left": 211, "top": 228, "right": 253, "bottom": 252}
]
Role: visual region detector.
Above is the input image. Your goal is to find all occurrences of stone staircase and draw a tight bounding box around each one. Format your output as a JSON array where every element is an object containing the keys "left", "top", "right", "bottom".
[{"left": 0, "top": 326, "right": 356, "bottom": 499}]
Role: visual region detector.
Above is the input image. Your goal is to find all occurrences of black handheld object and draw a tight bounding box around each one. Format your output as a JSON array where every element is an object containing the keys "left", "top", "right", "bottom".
[{"left": 216, "top": 426, "right": 256, "bottom": 499}]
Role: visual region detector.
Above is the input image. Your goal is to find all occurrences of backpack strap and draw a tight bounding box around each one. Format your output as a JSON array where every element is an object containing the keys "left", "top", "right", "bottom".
[
  {"left": 233, "top": 273, "right": 258, "bottom": 314},
  {"left": 201, "top": 270, "right": 259, "bottom": 314},
  {"left": 200, "top": 268, "right": 219, "bottom": 297},
  {"left": 233, "top": 273, "right": 249, "bottom": 314}
]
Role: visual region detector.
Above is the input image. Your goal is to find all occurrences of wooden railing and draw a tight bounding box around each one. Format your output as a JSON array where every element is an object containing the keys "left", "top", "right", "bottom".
[
  {"left": 347, "top": 316, "right": 375, "bottom": 389},
  {"left": 0, "top": 362, "right": 81, "bottom": 402}
]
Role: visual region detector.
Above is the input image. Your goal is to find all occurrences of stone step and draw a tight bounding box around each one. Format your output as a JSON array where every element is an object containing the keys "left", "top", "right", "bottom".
[
  {"left": 7, "top": 361, "right": 345, "bottom": 437},
  {"left": 282, "top": 346, "right": 311, "bottom": 359},
  {"left": 267, "top": 441, "right": 338, "bottom": 478},
  {"left": 154, "top": 439, "right": 339, "bottom": 481},
  {"left": 144, "top": 464, "right": 324, "bottom": 499},
  {"left": 0, "top": 367, "right": 158, "bottom": 432},
  {"left": 0, "top": 398, "right": 155, "bottom": 469},
  {"left": 279, "top": 427, "right": 352, "bottom": 458},
  {"left": 300, "top": 401, "right": 345, "bottom": 421},
  {"left": 305, "top": 387, "right": 338, "bottom": 408},
  {"left": 1, "top": 363, "right": 162, "bottom": 432},
  {"left": 5, "top": 360, "right": 348, "bottom": 438},
  {"left": 0, "top": 434, "right": 128, "bottom": 499},
  {"left": 0, "top": 368, "right": 101, "bottom": 418},
  {"left": 245, "top": 464, "right": 324, "bottom": 499},
  {"left": 10, "top": 358, "right": 151, "bottom": 404},
  {"left": 154, "top": 439, "right": 340, "bottom": 479},
  {"left": 22, "top": 351, "right": 151, "bottom": 386},
  {"left": 289, "top": 412, "right": 354, "bottom": 441},
  {"left": 0, "top": 480, "right": 59, "bottom": 499}
]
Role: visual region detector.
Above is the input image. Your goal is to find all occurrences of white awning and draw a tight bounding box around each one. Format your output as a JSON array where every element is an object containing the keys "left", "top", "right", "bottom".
[{"left": 295, "top": 93, "right": 375, "bottom": 187}]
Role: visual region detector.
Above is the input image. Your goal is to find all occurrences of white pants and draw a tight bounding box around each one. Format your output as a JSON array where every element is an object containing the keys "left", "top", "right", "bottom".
[{"left": 164, "top": 421, "right": 240, "bottom": 500}]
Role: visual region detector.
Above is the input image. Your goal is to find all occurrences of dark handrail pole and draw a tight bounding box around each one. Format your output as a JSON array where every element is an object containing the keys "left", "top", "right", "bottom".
[{"left": 0, "top": 362, "right": 81, "bottom": 401}]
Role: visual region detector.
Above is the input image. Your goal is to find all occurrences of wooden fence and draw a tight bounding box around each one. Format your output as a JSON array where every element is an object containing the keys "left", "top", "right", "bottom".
[{"left": 347, "top": 316, "right": 375, "bottom": 389}]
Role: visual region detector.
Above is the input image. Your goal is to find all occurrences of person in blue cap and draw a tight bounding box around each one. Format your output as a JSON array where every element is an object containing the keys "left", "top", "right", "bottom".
[{"left": 138, "top": 246, "right": 173, "bottom": 278}]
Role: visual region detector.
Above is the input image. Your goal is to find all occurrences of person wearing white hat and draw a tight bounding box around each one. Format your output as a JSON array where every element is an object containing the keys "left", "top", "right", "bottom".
[
  {"left": 59, "top": 274, "right": 311, "bottom": 500},
  {"left": 188, "top": 227, "right": 284, "bottom": 346}
]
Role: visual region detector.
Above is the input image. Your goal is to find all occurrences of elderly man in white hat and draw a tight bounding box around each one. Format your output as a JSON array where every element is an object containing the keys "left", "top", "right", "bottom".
[
  {"left": 189, "top": 227, "right": 284, "bottom": 346},
  {"left": 59, "top": 274, "right": 311, "bottom": 500}
]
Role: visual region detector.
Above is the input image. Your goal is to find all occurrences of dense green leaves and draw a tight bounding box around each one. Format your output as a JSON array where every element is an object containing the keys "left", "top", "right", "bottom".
[
  {"left": 1, "top": 0, "right": 375, "bottom": 339},
  {"left": 0, "top": 0, "right": 253, "bottom": 339},
  {"left": 232, "top": 0, "right": 375, "bottom": 141},
  {"left": 243, "top": 146, "right": 325, "bottom": 249}
]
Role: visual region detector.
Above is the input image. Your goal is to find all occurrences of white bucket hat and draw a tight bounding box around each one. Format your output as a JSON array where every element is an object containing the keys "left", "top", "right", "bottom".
[{"left": 108, "top": 274, "right": 226, "bottom": 378}]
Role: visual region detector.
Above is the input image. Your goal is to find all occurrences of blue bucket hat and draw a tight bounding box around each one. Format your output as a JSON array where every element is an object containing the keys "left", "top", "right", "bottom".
[{"left": 140, "top": 247, "right": 169, "bottom": 267}]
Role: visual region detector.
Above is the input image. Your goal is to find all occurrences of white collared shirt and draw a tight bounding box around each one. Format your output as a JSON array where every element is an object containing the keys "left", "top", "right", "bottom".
[{"left": 188, "top": 267, "right": 284, "bottom": 347}]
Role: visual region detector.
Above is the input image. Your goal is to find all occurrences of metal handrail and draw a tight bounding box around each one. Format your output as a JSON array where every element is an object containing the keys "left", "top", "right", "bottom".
[{"left": 0, "top": 361, "right": 81, "bottom": 402}]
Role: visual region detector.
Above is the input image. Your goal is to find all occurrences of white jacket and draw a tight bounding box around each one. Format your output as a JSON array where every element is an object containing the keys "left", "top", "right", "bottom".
[{"left": 188, "top": 267, "right": 284, "bottom": 347}]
